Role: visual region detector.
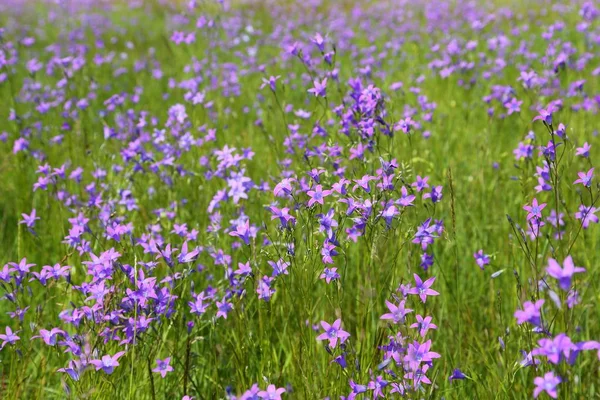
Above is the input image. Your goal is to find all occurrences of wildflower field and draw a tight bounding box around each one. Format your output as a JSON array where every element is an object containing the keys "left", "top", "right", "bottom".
[{"left": 1, "top": 0, "right": 600, "bottom": 398}]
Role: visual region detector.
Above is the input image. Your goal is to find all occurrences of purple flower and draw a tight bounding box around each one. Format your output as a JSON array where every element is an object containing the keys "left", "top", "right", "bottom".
[
  {"left": 7, "top": 307, "right": 29, "bottom": 321},
  {"left": 473, "top": 250, "right": 490, "bottom": 269},
  {"left": 320, "top": 267, "right": 340, "bottom": 283},
  {"left": 532, "top": 107, "right": 554, "bottom": 125},
  {"left": 412, "top": 176, "right": 430, "bottom": 192},
  {"left": 514, "top": 142, "right": 534, "bottom": 160},
  {"left": 240, "top": 384, "right": 261, "bottom": 400},
  {"left": 533, "top": 372, "right": 561, "bottom": 398},
  {"left": 20, "top": 209, "right": 40, "bottom": 229},
  {"left": 519, "top": 350, "right": 540, "bottom": 367},
  {"left": 575, "top": 205, "right": 599, "bottom": 228},
  {"left": 317, "top": 209, "right": 338, "bottom": 239},
  {"left": 379, "top": 204, "right": 398, "bottom": 227},
  {"left": 321, "top": 242, "right": 338, "bottom": 264},
  {"left": 235, "top": 262, "right": 252, "bottom": 276},
  {"left": 407, "top": 274, "right": 439, "bottom": 303},
  {"left": 380, "top": 300, "right": 413, "bottom": 324},
  {"left": 216, "top": 299, "right": 233, "bottom": 319},
  {"left": 574, "top": 168, "right": 594, "bottom": 187},
  {"left": 504, "top": 97, "right": 522, "bottom": 114},
  {"left": 555, "top": 123, "right": 566, "bottom": 138},
  {"left": 423, "top": 186, "right": 443, "bottom": 203},
  {"left": 567, "top": 290, "right": 580, "bottom": 309},
  {"left": 420, "top": 253, "right": 434, "bottom": 270},
  {"left": 0, "top": 326, "right": 20, "bottom": 349},
  {"left": 178, "top": 241, "right": 200, "bottom": 264},
  {"left": 268, "top": 259, "right": 290, "bottom": 277},
  {"left": 308, "top": 78, "right": 327, "bottom": 97},
  {"left": 311, "top": 33, "right": 326, "bottom": 52},
  {"left": 353, "top": 175, "right": 376, "bottom": 193},
  {"left": 152, "top": 357, "right": 174, "bottom": 378},
  {"left": 514, "top": 299, "right": 544, "bottom": 326},
  {"left": 273, "top": 178, "right": 295, "bottom": 197},
  {"left": 395, "top": 117, "right": 416, "bottom": 134},
  {"left": 533, "top": 334, "right": 573, "bottom": 364},
  {"left": 405, "top": 340, "right": 441, "bottom": 371},
  {"left": 398, "top": 186, "right": 416, "bottom": 207},
  {"left": 535, "top": 177, "right": 552, "bottom": 193},
  {"left": 575, "top": 142, "right": 591, "bottom": 157},
  {"left": 229, "top": 219, "right": 252, "bottom": 245},
  {"left": 316, "top": 319, "right": 350, "bottom": 348},
  {"left": 260, "top": 76, "right": 280, "bottom": 92},
  {"left": 58, "top": 359, "right": 84, "bottom": 381},
  {"left": 332, "top": 353, "right": 347, "bottom": 368},
  {"left": 8, "top": 258, "right": 35, "bottom": 275},
  {"left": 546, "top": 256, "right": 585, "bottom": 291},
  {"left": 257, "top": 276, "right": 275, "bottom": 301},
  {"left": 89, "top": 351, "right": 126, "bottom": 374},
  {"left": 390, "top": 382, "right": 404, "bottom": 395},
  {"left": 306, "top": 185, "right": 331, "bottom": 207},
  {"left": 32, "top": 328, "right": 64, "bottom": 346},
  {"left": 412, "top": 219, "right": 437, "bottom": 250},
  {"left": 189, "top": 293, "right": 209, "bottom": 315},
  {"left": 449, "top": 368, "right": 467, "bottom": 382},
  {"left": 257, "top": 384, "right": 286, "bottom": 399},
  {"left": 332, "top": 178, "right": 350, "bottom": 194},
  {"left": 367, "top": 376, "right": 388, "bottom": 398},
  {"left": 523, "top": 198, "right": 546, "bottom": 221},
  {"left": 348, "top": 380, "right": 367, "bottom": 398},
  {"left": 13, "top": 138, "right": 29, "bottom": 154},
  {"left": 518, "top": 70, "right": 538, "bottom": 89},
  {"left": 168, "top": 104, "right": 187, "bottom": 124},
  {"left": 268, "top": 206, "right": 296, "bottom": 228},
  {"left": 410, "top": 315, "right": 437, "bottom": 337}
]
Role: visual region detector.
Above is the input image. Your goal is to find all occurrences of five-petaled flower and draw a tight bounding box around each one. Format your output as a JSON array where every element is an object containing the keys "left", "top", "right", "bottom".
[
  {"left": 152, "top": 357, "right": 174, "bottom": 378},
  {"left": 405, "top": 340, "right": 441, "bottom": 371},
  {"left": 316, "top": 319, "right": 350, "bottom": 348},
  {"left": 32, "top": 328, "right": 64, "bottom": 346},
  {"left": 258, "top": 384, "right": 286, "bottom": 399},
  {"left": 0, "top": 326, "right": 20, "bottom": 349},
  {"left": 407, "top": 274, "right": 439, "bottom": 303},
  {"left": 307, "top": 185, "right": 331, "bottom": 207},
  {"left": 308, "top": 78, "right": 327, "bottom": 97},
  {"left": 20, "top": 209, "right": 40, "bottom": 229},
  {"left": 523, "top": 198, "right": 546, "bottom": 221},
  {"left": 260, "top": 75, "right": 280, "bottom": 92},
  {"left": 473, "top": 250, "right": 490, "bottom": 269},
  {"left": 89, "top": 351, "right": 126, "bottom": 374},
  {"left": 533, "top": 372, "right": 561, "bottom": 398},
  {"left": 410, "top": 315, "right": 438, "bottom": 337},
  {"left": 532, "top": 107, "right": 554, "bottom": 125},
  {"left": 380, "top": 299, "right": 413, "bottom": 324},
  {"left": 514, "top": 299, "right": 545, "bottom": 327},
  {"left": 574, "top": 168, "right": 594, "bottom": 187},
  {"left": 546, "top": 256, "right": 585, "bottom": 291}
]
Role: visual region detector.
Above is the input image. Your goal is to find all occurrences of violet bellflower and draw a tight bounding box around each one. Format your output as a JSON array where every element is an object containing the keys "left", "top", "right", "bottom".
[
  {"left": 152, "top": 357, "right": 174, "bottom": 378},
  {"left": 89, "top": 351, "right": 126, "bottom": 374},
  {"left": 0, "top": 326, "right": 20, "bottom": 349},
  {"left": 546, "top": 256, "right": 585, "bottom": 291},
  {"left": 380, "top": 300, "right": 413, "bottom": 324},
  {"left": 316, "top": 319, "right": 350, "bottom": 348},
  {"left": 407, "top": 274, "right": 439, "bottom": 303},
  {"left": 533, "top": 372, "right": 561, "bottom": 398}
]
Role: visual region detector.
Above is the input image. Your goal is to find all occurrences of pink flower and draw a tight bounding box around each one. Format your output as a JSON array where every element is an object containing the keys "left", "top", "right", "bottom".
[
  {"left": 258, "top": 384, "right": 286, "bottom": 399},
  {"left": 316, "top": 319, "right": 350, "bottom": 348}
]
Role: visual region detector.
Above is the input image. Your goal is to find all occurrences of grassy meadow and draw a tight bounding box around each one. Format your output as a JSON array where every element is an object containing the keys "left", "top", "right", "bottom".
[{"left": 0, "top": 0, "right": 599, "bottom": 398}]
